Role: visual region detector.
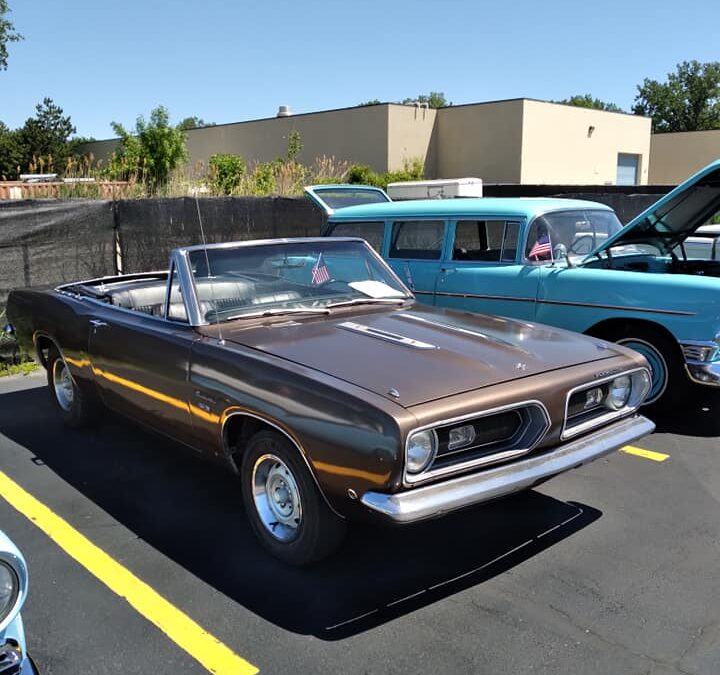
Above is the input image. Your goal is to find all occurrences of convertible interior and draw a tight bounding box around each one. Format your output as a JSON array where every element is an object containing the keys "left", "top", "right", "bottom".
[{"left": 63, "top": 273, "right": 305, "bottom": 322}]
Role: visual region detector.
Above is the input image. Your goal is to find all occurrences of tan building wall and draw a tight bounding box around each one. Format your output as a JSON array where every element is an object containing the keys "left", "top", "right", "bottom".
[
  {"left": 76, "top": 99, "right": 653, "bottom": 186},
  {"left": 386, "top": 105, "right": 437, "bottom": 175},
  {"left": 186, "top": 105, "right": 390, "bottom": 172},
  {"left": 435, "top": 100, "right": 525, "bottom": 182},
  {"left": 649, "top": 130, "right": 720, "bottom": 184},
  {"left": 520, "top": 100, "right": 651, "bottom": 185}
]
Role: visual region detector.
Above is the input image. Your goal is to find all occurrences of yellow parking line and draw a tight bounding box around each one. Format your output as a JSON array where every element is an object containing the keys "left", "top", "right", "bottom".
[
  {"left": 0, "top": 471, "right": 258, "bottom": 675},
  {"left": 621, "top": 446, "right": 670, "bottom": 462}
]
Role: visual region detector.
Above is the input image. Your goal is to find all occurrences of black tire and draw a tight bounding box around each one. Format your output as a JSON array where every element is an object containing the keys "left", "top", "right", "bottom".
[
  {"left": 46, "top": 346, "right": 99, "bottom": 428},
  {"left": 598, "top": 324, "right": 687, "bottom": 410},
  {"left": 241, "top": 430, "right": 346, "bottom": 565}
]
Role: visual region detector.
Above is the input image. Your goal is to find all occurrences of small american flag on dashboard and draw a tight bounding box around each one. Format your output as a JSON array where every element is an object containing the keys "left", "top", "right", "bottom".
[
  {"left": 528, "top": 233, "right": 552, "bottom": 260},
  {"left": 311, "top": 253, "right": 331, "bottom": 285}
]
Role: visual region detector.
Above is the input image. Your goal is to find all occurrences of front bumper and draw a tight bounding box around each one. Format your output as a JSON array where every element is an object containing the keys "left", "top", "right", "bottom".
[
  {"left": 361, "top": 415, "right": 655, "bottom": 523},
  {"left": 684, "top": 361, "right": 720, "bottom": 386}
]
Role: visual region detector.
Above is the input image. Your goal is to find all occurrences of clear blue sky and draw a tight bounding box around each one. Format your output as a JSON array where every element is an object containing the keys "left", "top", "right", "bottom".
[{"left": 1, "top": 0, "right": 718, "bottom": 139}]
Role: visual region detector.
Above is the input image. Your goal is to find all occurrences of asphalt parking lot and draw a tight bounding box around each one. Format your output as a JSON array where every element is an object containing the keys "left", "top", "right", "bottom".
[{"left": 0, "top": 371, "right": 718, "bottom": 675}]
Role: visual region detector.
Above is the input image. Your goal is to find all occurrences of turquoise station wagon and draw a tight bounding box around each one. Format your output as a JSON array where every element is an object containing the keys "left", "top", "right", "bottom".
[{"left": 307, "top": 160, "right": 720, "bottom": 408}]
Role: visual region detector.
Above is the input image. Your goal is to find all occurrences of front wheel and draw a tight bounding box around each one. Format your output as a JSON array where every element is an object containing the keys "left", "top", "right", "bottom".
[
  {"left": 600, "top": 326, "right": 686, "bottom": 408},
  {"left": 47, "top": 346, "right": 99, "bottom": 428},
  {"left": 241, "top": 430, "right": 346, "bottom": 565}
]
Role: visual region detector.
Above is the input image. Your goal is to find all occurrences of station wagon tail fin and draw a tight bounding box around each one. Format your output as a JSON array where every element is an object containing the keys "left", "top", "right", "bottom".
[
  {"left": 586, "top": 160, "right": 720, "bottom": 258},
  {"left": 304, "top": 184, "right": 391, "bottom": 216}
]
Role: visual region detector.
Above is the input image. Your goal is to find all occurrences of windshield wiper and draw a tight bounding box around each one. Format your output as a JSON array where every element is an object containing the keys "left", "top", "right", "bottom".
[
  {"left": 326, "top": 298, "right": 409, "bottom": 309},
  {"left": 222, "top": 307, "right": 331, "bottom": 321}
]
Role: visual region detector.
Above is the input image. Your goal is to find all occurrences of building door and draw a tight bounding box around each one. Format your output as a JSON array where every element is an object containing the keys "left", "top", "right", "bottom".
[{"left": 617, "top": 153, "right": 640, "bottom": 185}]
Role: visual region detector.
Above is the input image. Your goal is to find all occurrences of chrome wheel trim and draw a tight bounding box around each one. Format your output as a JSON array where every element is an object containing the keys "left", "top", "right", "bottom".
[
  {"left": 617, "top": 338, "right": 668, "bottom": 404},
  {"left": 251, "top": 453, "right": 303, "bottom": 542},
  {"left": 52, "top": 358, "right": 74, "bottom": 412}
]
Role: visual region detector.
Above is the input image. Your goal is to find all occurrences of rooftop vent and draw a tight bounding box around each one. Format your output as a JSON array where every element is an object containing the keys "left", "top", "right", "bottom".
[{"left": 277, "top": 105, "right": 292, "bottom": 117}]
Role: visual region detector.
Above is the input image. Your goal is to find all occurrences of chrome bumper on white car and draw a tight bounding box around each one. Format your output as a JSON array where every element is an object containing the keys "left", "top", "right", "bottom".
[{"left": 361, "top": 415, "right": 655, "bottom": 523}]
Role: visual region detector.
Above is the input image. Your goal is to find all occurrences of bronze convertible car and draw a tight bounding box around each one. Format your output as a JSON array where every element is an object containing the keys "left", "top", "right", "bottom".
[{"left": 6, "top": 238, "right": 655, "bottom": 564}]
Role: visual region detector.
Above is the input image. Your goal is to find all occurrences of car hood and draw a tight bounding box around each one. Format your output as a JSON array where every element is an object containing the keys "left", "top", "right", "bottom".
[
  {"left": 587, "top": 160, "right": 720, "bottom": 257},
  {"left": 205, "top": 306, "right": 621, "bottom": 407}
]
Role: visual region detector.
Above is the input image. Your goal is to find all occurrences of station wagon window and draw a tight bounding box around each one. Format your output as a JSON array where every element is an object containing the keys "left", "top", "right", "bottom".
[
  {"left": 389, "top": 220, "right": 445, "bottom": 260},
  {"left": 525, "top": 210, "right": 622, "bottom": 262},
  {"left": 328, "top": 221, "right": 384, "bottom": 253},
  {"left": 453, "top": 220, "right": 520, "bottom": 263}
]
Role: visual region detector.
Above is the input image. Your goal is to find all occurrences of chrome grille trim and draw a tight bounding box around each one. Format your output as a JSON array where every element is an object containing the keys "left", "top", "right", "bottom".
[
  {"left": 403, "top": 400, "right": 551, "bottom": 487},
  {"left": 561, "top": 367, "right": 651, "bottom": 440}
]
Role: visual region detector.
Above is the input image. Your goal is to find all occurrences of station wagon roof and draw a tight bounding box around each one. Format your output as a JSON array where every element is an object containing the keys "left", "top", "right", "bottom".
[{"left": 328, "top": 197, "right": 613, "bottom": 221}]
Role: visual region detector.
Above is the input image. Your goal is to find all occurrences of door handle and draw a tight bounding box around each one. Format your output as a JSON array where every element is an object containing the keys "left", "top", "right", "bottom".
[{"left": 89, "top": 319, "right": 108, "bottom": 328}]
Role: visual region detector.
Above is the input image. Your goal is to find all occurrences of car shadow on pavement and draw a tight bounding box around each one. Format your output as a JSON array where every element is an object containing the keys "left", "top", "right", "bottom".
[
  {"left": 1, "top": 385, "right": 601, "bottom": 639},
  {"left": 646, "top": 386, "right": 720, "bottom": 437}
]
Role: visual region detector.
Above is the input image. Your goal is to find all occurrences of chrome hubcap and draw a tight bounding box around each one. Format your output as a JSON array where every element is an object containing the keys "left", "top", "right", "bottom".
[
  {"left": 252, "top": 454, "right": 302, "bottom": 542},
  {"left": 52, "top": 359, "right": 74, "bottom": 412}
]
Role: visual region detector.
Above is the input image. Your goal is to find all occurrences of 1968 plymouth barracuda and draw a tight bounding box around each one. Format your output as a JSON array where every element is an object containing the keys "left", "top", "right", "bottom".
[
  {"left": 0, "top": 530, "right": 39, "bottom": 674},
  {"left": 310, "top": 160, "right": 720, "bottom": 408},
  {"left": 6, "top": 238, "right": 654, "bottom": 564}
]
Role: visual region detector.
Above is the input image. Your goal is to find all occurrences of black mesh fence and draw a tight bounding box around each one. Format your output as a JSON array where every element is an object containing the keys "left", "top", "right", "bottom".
[
  {"left": 117, "top": 197, "right": 322, "bottom": 272},
  {"left": 0, "top": 200, "right": 116, "bottom": 312}
]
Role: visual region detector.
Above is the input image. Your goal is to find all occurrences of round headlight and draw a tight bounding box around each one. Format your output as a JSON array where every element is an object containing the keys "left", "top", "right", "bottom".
[
  {"left": 406, "top": 430, "right": 438, "bottom": 474},
  {"left": 0, "top": 561, "right": 19, "bottom": 625},
  {"left": 607, "top": 375, "right": 632, "bottom": 410}
]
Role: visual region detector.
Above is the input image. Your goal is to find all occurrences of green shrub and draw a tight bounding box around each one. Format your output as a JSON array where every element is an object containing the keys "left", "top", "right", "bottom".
[
  {"left": 209, "top": 153, "right": 246, "bottom": 195},
  {"left": 345, "top": 159, "right": 424, "bottom": 189}
]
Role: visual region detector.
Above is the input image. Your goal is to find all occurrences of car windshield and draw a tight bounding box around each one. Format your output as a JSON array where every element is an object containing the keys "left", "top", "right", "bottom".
[
  {"left": 525, "top": 209, "right": 623, "bottom": 263},
  {"left": 188, "top": 240, "right": 410, "bottom": 321}
]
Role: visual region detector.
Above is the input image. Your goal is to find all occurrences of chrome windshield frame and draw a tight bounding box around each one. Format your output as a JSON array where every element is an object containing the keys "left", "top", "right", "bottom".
[{"left": 173, "top": 238, "right": 414, "bottom": 327}]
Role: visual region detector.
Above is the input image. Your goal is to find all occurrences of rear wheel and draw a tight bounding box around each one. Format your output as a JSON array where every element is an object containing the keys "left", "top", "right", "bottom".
[
  {"left": 241, "top": 430, "right": 346, "bottom": 565},
  {"left": 599, "top": 325, "right": 686, "bottom": 408},
  {"left": 47, "top": 346, "right": 99, "bottom": 428}
]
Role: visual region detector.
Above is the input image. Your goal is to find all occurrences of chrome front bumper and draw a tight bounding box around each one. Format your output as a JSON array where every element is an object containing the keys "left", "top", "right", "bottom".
[
  {"left": 361, "top": 415, "right": 655, "bottom": 523},
  {"left": 684, "top": 361, "right": 720, "bottom": 386}
]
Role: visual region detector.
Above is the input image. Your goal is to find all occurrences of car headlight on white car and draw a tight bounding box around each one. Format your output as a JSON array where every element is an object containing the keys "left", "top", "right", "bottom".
[
  {"left": 0, "top": 560, "right": 19, "bottom": 627},
  {"left": 406, "top": 429, "right": 438, "bottom": 474}
]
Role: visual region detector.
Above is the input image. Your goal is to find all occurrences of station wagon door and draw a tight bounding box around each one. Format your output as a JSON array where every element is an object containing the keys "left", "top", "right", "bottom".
[
  {"left": 385, "top": 219, "right": 447, "bottom": 301},
  {"left": 433, "top": 219, "right": 542, "bottom": 320},
  {"left": 305, "top": 185, "right": 391, "bottom": 217}
]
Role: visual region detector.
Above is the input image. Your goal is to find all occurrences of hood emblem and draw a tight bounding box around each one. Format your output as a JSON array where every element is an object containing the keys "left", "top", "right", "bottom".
[
  {"left": 337, "top": 321, "right": 438, "bottom": 350},
  {"left": 387, "top": 388, "right": 400, "bottom": 398}
]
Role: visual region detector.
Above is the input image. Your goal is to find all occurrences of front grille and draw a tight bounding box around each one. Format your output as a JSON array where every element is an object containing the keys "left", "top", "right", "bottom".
[
  {"left": 681, "top": 343, "right": 718, "bottom": 362},
  {"left": 407, "top": 402, "right": 550, "bottom": 484}
]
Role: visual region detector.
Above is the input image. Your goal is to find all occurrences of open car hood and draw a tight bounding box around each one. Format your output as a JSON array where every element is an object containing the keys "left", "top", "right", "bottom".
[
  {"left": 209, "top": 306, "right": 621, "bottom": 407},
  {"left": 586, "top": 160, "right": 720, "bottom": 258}
]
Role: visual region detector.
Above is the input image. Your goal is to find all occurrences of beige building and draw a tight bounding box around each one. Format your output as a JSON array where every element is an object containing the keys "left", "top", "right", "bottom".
[
  {"left": 649, "top": 130, "right": 720, "bottom": 184},
  {"left": 81, "top": 99, "right": 652, "bottom": 186}
]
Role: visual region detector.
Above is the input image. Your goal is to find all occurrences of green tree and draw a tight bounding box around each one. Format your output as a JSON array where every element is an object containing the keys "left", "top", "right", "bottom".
[
  {"left": 358, "top": 99, "right": 382, "bottom": 106},
  {"left": 209, "top": 153, "right": 245, "bottom": 195},
  {"left": 0, "top": 121, "right": 22, "bottom": 178},
  {"left": 633, "top": 60, "right": 720, "bottom": 132},
  {"left": 177, "top": 116, "right": 215, "bottom": 130},
  {"left": 0, "top": 1, "right": 22, "bottom": 71},
  {"left": 111, "top": 106, "right": 188, "bottom": 189},
  {"left": 557, "top": 94, "right": 623, "bottom": 112},
  {"left": 17, "top": 97, "right": 76, "bottom": 172},
  {"left": 401, "top": 92, "right": 451, "bottom": 108}
]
